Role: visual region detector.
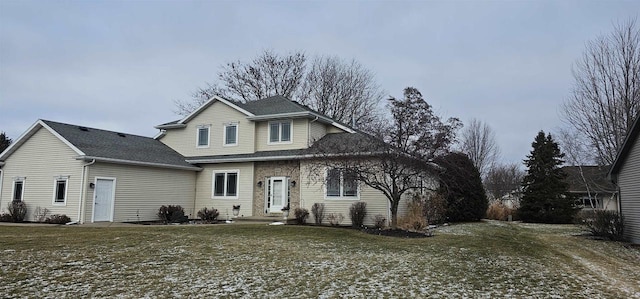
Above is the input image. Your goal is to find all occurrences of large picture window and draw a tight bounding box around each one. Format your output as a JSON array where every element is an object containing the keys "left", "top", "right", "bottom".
[
  {"left": 326, "top": 169, "right": 358, "bottom": 198},
  {"left": 213, "top": 171, "right": 238, "bottom": 198},
  {"left": 268, "top": 121, "right": 292, "bottom": 143},
  {"left": 197, "top": 125, "right": 210, "bottom": 147},
  {"left": 53, "top": 177, "right": 68, "bottom": 205}
]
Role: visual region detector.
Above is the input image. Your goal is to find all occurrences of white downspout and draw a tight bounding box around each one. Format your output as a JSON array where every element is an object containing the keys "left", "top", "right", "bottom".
[
  {"left": 77, "top": 159, "right": 96, "bottom": 224},
  {"left": 0, "top": 168, "right": 3, "bottom": 212}
]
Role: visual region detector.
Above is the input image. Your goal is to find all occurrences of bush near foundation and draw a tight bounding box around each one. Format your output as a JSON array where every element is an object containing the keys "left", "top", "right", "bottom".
[
  {"left": 294, "top": 208, "right": 310, "bottom": 225},
  {"left": 577, "top": 210, "right": 625, "bottom": 241},
  {"left": 349, "top": 202, "right": 367, "bottom": 228},
  {"left": 158, "top": 205, "right": 187, "bottom": 224},
  {"left": 46, "top": 214, "right": 71, "bottom": 224},
  {"left": 197, "top": 207, "right": 220, "bottom": 223},
  {"left": 327, "top": 213, "right": 344, "bottom": 226},
  {"left": 311, "top": 203, "right": 326, "bottom": 225},
  {"left": 7, "top": 201, "right": 27, "bottom": 223}
]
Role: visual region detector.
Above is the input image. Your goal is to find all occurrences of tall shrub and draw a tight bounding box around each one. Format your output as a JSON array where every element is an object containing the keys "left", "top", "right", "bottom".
[
  {"left": 8, "top": 201, "right": 27, "bottom": 223},
  {"left": 311, "top": 203, "right": 326, "bottom": 225},
  {"left": 435, "top": 152, "right": 488, "bottom": 222},
  {"left": 349, "top": 202, "right": 367, "bottom": 228}
]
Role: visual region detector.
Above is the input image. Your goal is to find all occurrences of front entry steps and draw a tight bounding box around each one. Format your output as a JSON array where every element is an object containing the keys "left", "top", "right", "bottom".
[{"left": 233, "top": 215, "right": 294, "bottom": 224}]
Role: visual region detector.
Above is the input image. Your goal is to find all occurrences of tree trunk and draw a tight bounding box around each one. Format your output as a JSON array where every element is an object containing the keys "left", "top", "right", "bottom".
[{"left": 390, "top": 197, "right": 400, "bottom": 229}]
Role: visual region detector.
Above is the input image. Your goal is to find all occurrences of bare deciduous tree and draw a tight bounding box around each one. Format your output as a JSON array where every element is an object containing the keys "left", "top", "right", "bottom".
[
  {"left": 299, "top": 56, "right": 384, "bottom": 129},
  {"left": 306, "top": 87, "right": 461, "bottom": 228},
  {"left": 174, "top": 50, "right": 306, "bottom": 115},
  {"left": 459, "top": 118, "right": 500, "bottom": 178},
  {"left": 174, "top": 50, "right": 385, "bottom": 132},
  {"left": 484, "top": 163, "right": 524, "bottom": 201},
  {"left": 561, "top": 18, "right": 640, "bottom": 165}
]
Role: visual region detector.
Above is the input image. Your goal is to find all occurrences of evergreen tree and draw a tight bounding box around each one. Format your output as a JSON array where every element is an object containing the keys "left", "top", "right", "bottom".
[
  {"left": 0, "top": 132, "right": 11, "bottom": 153},
  {"left": 519, "top": 131, "right": 576, "bottom": 223},
  {"left": 435, "top": 152, "right": 488, "bottom": 222}
]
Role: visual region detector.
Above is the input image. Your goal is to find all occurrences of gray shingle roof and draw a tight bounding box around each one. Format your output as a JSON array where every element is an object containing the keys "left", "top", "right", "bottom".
[
  {"left": 307, "top": 132, "right": 386, "bottom": 154},
  {"left": 42, "top": 120, "right": 196, "bottom": 169},
  {"left": 186, "top": 149, "right": 307, "bottom": 162},
  {"left": 235, "top": 95, "right": 313, "bottom": 115},
  {"left": 562, "top": 165, "right": 616, "bottom": 193},
  {"left": 185, "top": 132, "right": 381, "bottom": 163}
]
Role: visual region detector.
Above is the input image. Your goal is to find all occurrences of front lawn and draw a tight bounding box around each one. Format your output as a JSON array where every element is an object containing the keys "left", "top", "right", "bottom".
[{"left": 0, "top": 221, "right": 638, "bottom": 298}]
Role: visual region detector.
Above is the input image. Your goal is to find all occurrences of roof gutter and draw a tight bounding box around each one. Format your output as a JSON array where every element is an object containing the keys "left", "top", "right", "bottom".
[
  {"left": 76, "top": 156, "right": 202, "bottom": 171},
  {"left": 154, "top": 123, "right": 187, "bottom": 129},
  {"left": 246, "top": 111, "right": 314, "bottom": 121},
  {"left": 187, "top": 155, "right": 312, "bottom": 164}
]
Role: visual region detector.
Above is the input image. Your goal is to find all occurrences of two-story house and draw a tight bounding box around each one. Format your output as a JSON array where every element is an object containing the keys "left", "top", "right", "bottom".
[{"left": 0, "top": 96, "right": 410, "bottom": 225}]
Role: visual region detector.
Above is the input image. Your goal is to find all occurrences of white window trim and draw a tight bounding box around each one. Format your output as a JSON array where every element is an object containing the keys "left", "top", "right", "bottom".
[
  {"left": 223, "top": 122, "right": 239, "bottom": 147},
  {"left": 267, "top": 120, "right": 293, "bottom": 145},
  {"left": 196, "top": 125, "right": 211, "bottom": 148},
  {"left": 12, "top": 177, "right": 25, "bottom": 202},
  {"left": 324, "top": 168, "right": 360, "bottom": 200},
  {"left": 52, "top": 176, "right": 69, "bottom": 206},
  {"left": 212, "top": 169, "right": 240, "bottom": 199}
]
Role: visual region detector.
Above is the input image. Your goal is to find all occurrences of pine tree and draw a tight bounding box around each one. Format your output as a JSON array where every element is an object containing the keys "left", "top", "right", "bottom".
[
  {"left": 519, "top": 131, "right": 576, "bottom": 223},
  {"left": 435, "top": 152, "right": 488, "bottom": 222}
]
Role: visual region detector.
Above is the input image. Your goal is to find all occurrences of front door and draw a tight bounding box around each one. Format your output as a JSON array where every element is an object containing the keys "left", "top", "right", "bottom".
[
  {"left": 268, "top": 177, "right": 288, "bottom": 213},
  {"left": 93, "top": 178, "right": 115, "bottom": 222}
]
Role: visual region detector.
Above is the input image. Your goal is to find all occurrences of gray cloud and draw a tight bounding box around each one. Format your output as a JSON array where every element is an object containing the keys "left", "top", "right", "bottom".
[{"left": 1, "top": 0, "right": 638, "bottom": 164}]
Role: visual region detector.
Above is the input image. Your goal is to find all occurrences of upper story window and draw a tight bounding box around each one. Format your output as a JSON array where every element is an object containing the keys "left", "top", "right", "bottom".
[
  {"left": 326, "top": 169, "right": 358, "bottom": 198},
  {"left": 269, "top": 121, "right": 292, "bottom": 144},
  {"left": 197, "top": 125, "right": 210, "bottom": 148},
  {"left": 224, "top": 123, "right": 238, "bottom": 146},
  {"left": 53, "top": 176, "right": 69, "bottom": 205},
  {"left": 12, "top": 177, "right": 25, "bottom": 202},
  {"left": 213, "top": 170, "right": 239, "bottom": 198}
]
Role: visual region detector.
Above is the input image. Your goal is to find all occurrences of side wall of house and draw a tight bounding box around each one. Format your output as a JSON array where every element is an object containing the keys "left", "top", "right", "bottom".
[
  {"left": 83, "top": 163, "right": 197, "bottom": 223},
  {"left": 618, "top": 137, "right": 640, "bottom": 244},
  {"left": 160, "top": 102, "right": 256, "bottom": 157},
  {"left": 194, "top": 162, "right": 254, "bottom": 219},
  {"left": 0, "top": 127, "right": 84, "bottom": 222},
  {"left": 308, "top": 121, "right": 327, "bottom": 145},
  {"left": 255, "top": 119, "right": 309, "bottom": 152},
  {"left": 299, "top": 161, "right": 398, "bottom": 226}
]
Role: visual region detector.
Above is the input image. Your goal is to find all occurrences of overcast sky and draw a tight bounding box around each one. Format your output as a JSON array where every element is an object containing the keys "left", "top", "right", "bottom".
[{"left": 1, "top": 0, "right": 638, "bottom": 164}]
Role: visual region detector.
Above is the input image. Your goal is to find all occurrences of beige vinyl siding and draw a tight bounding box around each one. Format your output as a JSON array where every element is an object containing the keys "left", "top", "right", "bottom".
[
  {"left": 327, "top": 126, "right": 346, "bottom": 134},
  {"left": 0, "top": 127, "right": 83, "bottom": 221},
  {"left": 160, "top": 101, "right": 255, "bottom": 157},
  {"left": 194, "top": 163, "right": 254, "bottom": 218},
  {"left": 618, "top": 136, "right": 640, "bottom": 244},
  {"left": 299, "top": 161, "right": 394, "bottom": 226},
  {"left": 84, "top": 163, "right": 196, "bottom": 223},
  {"left": 255, "top": 119, "right": 309, "bottom": 151},
  {"left": 308, "top": 121, "right": 327, "bottom": 146}
]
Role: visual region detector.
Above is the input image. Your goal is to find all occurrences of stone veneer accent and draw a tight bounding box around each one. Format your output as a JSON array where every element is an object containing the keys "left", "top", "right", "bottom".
[{"left": 253, "top": 160, "right": 301, "bottom": 216}]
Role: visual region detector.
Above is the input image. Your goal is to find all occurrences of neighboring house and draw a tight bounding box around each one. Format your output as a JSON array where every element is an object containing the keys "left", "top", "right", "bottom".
[
  {"left": 500, "top": 189, "right": 522, "bottom": 209},
  {"left": 561, "top": 165, "right": 618, "bottom": 211},
  {"left": 0, "top": 95, "right": 413, "bottom": 225},
  {"left": 609, "top": 116, "right": 640, "bottom": 244}
]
